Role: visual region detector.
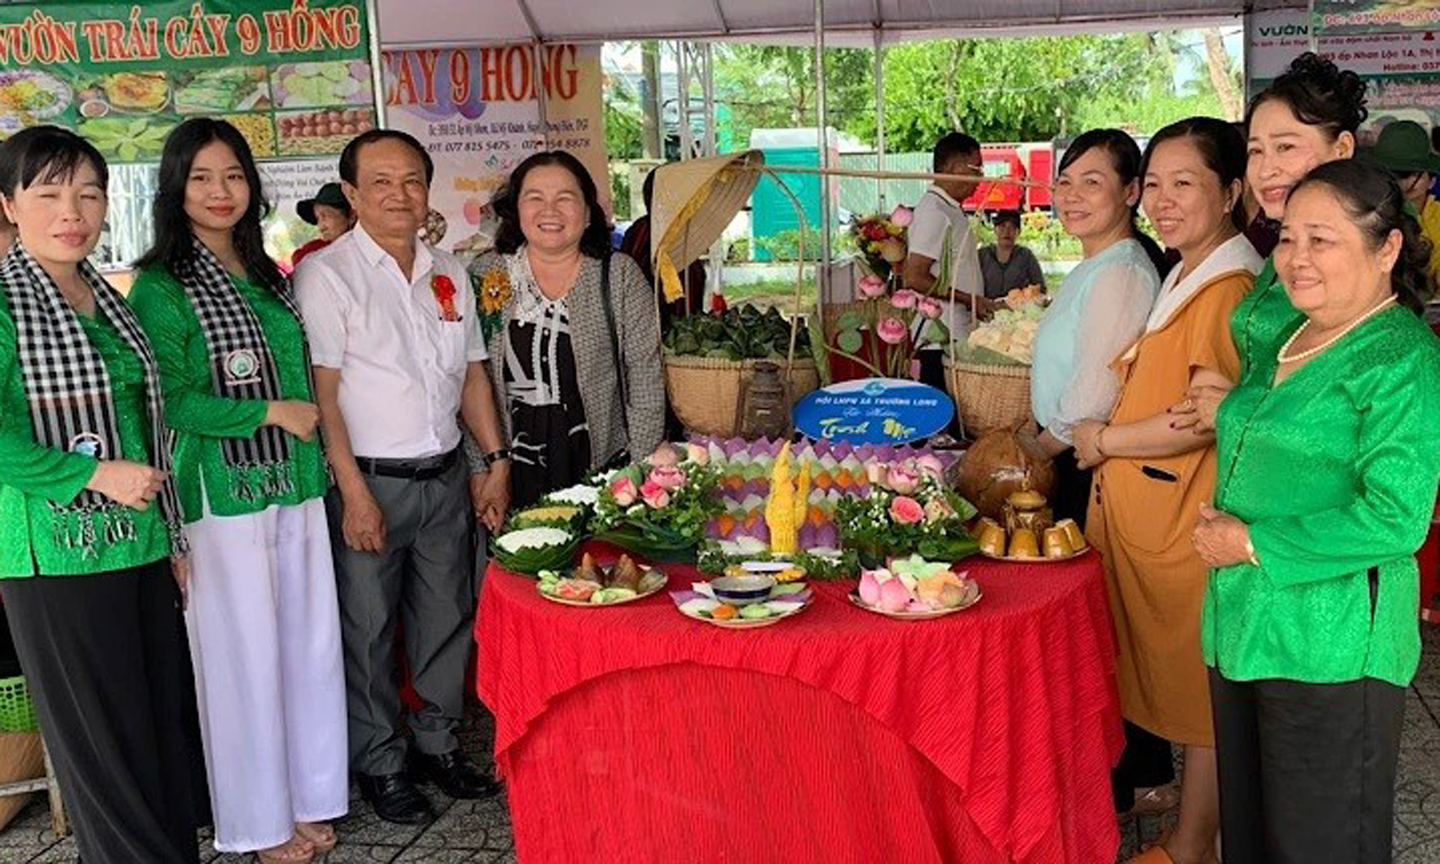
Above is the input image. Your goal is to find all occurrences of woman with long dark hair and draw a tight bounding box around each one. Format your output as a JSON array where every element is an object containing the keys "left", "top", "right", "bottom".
[
  {"left": 1021, "top": 129, "right": 1164, "bottom": 523},
  {"left": 1017, "top": 129, "right": 1171, "bottom": 820},
  {"left": 467, "top": 150, "right": 664, "bottom": 507},
  {"left": 130, "top": 118, "right": 346, "bottom": 863},
  {"left": 1076, "top": 118, "right": 1262, "bottom": 864},
  {"left": 0, "top": 126, "right": 201, "bottom": 862},
  {"left": 1195, "top": 159, "right": 1440, "bottom": 863}
]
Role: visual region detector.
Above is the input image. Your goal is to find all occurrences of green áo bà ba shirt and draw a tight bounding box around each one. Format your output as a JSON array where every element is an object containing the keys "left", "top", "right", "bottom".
[
  {"left": 129, "top": 266, "right": 329, "bottom": 522},
  {"left": 1231, "top": 258, "right": 1304, "bottom": 385},
  {"left": 0, "top": 293, "right": 171, "bottom": 577},
  {"left": 1204, "top": 306, "right": 1440, "bottom": 686}
]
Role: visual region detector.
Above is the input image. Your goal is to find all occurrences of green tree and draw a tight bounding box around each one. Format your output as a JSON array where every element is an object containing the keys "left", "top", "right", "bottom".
[{"left": 714, "top": 45, "right": 876, "bottom": 148}]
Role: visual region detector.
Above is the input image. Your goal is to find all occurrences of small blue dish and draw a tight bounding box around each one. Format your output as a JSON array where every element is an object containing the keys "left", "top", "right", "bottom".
[{"left": 710, "top": 574, "right": 776, "bottom": 607}]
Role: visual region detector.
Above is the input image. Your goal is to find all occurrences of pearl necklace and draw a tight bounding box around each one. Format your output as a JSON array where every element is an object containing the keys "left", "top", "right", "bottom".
[{"left": 1276, "top": 295, "right": 1397, "bottom": 364}]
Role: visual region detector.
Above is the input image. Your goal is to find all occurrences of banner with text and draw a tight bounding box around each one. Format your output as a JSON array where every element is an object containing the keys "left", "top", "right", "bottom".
[
  {"left": 1313, "top": 0, "right": 1440, "bottom": 36},
  {"left": 0, "top": 0, "right": 377, "bottom": 268},
  {"left": 381, "top": 44, "right": 608, "bottom": 257},
  {"left": 1246, "top": 9, "right": 1440, "bottom": 141}
]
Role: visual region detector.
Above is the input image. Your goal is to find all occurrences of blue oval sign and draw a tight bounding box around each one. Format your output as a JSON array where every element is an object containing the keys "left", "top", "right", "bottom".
[{"left": 793, "top": 378, "right": 954, "bottom": 445}]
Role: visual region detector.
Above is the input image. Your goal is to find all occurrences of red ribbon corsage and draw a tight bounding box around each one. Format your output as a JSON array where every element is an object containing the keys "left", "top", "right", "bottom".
[{"left": 432, "top": 274, "right": 460, "bottom": 322}]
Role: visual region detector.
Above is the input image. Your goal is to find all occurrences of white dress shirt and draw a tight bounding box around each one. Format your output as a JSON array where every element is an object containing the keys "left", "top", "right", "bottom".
[
  {"left": 907, "top": 184, "right": 982, "bottom": 349},
  {"left": 295, "top": 224, "right": 487, "bottom": 460}
]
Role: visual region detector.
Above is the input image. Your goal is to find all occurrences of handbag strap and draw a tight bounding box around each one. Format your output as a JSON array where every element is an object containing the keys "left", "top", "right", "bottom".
[{"left": 597, "top": 254, "right": 630, "bottom": 434}]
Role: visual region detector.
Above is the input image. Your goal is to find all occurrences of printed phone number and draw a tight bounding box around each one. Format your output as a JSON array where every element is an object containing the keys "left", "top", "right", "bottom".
[{"left": 428, "top": 141, "right": 512, "bottom": 154}]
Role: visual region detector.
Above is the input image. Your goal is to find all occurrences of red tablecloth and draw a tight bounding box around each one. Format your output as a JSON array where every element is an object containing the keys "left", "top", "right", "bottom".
[{"left": 477, "top": 548, "right": 1123, "bottom": 863}]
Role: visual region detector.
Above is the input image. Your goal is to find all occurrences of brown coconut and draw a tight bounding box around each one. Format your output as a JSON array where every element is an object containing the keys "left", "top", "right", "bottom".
[{"left": 956, "top": 429, "right": 1056, "bottom": 521}]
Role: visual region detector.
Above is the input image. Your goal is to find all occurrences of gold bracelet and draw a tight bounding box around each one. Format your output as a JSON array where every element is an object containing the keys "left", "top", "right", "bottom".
[{"left": 1095, "top": 425, "right": 1109, "bottom": 458}]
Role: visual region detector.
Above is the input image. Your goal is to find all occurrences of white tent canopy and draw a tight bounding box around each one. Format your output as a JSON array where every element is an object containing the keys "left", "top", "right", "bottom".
[{"left": 378, "top": 0, "right": 1305, "bottom": 47}]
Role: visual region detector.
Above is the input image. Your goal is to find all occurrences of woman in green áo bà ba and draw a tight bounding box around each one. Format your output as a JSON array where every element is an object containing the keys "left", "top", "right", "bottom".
[
  {"left": 129, "top": 118, "right": 347, "bottom": 864},
  {"left": 1194, "top": 160, "right": 1440, "bottom": 863},
  {"left": 1172, "top": 52, "right": 1367, "bottom": 432},
  {"left": 0, "top": 126, "right": 204, "bottom": 863}
]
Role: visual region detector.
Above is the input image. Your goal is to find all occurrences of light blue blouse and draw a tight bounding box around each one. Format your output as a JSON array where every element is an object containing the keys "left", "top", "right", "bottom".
[{"left": 1031, "top": 238, "right": 1161, "bottom": 443}]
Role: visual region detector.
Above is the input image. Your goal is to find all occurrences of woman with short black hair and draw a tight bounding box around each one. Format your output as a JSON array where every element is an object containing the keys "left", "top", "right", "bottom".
[
  {"left": 468, "top": 150, "right": 664, "bottom": 508},
  {"left": 978, "top": 209, "right": 1045, "bottom": 299},
  {"left": 0, "top": 125, "right": 201, "bottom": 863}
]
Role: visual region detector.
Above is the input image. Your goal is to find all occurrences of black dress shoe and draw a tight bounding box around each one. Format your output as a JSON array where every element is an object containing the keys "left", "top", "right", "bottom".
[
  {"left": 357, "top": 771, "right": 434, "bottom": 824},
  {"left": 408, "top": 750, "right": 502, "bottom": 800}
]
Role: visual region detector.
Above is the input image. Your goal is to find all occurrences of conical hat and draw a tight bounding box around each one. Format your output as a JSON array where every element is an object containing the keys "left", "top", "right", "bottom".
[{"left": 650, "top": 150, "right": 764, "bottom": 302}]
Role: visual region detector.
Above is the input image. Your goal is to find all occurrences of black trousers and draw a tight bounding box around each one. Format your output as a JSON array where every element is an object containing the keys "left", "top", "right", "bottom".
[
  {"left": 2, "top": 560, "right": 204, "bottom": 864},
  {"left": 1210, "top": 668, "right": 1404, "bottom": 864},
  {"left": 1049, "top": 445, "right": 1093, "bottom": 530},
  {"left": 1111, "top": 720, "right": 1176, "bottom": 812}
]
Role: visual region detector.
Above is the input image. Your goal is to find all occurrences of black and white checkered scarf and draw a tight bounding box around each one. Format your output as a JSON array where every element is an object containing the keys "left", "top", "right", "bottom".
[
  {"left": 0, "top": 243, "right": 183, "bottom": 556},
  {"left": 175, "top": 240, "right": 298, "bottom": 495}
]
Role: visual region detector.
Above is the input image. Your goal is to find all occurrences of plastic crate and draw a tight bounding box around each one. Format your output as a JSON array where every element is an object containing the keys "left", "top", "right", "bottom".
[{"left": 0, "top": 676, "right": 37, "bottom": 733}]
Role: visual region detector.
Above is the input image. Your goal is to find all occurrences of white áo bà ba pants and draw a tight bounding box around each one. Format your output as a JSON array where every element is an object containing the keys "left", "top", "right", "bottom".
[{"left": 185, "top": 496, "right": 348, "bottom": 853}]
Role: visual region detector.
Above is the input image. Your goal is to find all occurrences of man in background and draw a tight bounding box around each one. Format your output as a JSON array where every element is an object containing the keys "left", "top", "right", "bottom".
[{"left": 903, "top": 132, "right": 985, "bottom": 429}]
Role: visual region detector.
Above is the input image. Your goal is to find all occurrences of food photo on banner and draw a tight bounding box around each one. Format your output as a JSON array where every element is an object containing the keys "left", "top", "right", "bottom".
[
  {"left": 0, "top": 0, "right": 378, "bottom": 269},
  {"left": 381, "top": 43, "right": 609, "bottom": 256}
]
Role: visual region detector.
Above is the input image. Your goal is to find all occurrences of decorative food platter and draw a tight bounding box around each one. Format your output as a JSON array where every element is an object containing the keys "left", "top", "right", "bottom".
[
  {"left": 538, "top": 564, "right": 667, "bottom": 607},
  {"left": 670, "top": 582, "right": 812, "bottom": 629},
  {"left": 979, "top": 548, "right": 1089, "bottom": 564},
  {"left": 848, "top": 580, "right": 981, "bottom": 619}
]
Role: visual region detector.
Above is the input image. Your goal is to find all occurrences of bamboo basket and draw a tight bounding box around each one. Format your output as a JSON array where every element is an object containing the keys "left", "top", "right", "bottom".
[
  {"left": 943, "top": 356, "right": 1032, "bottom": 438},
  {"left": 664, "top": 354, "right": 820, "bottom": 437}
]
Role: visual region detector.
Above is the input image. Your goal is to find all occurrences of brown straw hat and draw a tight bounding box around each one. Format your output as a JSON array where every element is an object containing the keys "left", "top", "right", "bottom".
[{"left": 650, "top": 150, "right": 764, "bottom": 302}]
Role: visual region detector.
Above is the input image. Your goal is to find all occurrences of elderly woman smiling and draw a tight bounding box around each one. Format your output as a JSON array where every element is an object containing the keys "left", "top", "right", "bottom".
[
  {"left": 468, "top": 151, "right": 664, "bottom": 509},
  {"left": 1194, "top": 159, "right": 1440, "bottom": 864}
]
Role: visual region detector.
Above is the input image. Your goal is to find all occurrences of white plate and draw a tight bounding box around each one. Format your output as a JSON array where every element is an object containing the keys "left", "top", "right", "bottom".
[
  {"left": 677, "top": 596, "right": 811, "bottom": 629},
  {"left": 848, "top": 581, "right": 981, "bottom": 619}
]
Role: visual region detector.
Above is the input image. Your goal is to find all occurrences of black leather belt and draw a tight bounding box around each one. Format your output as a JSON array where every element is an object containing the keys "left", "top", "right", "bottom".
[{"left": 355, "top": 449, "right": 458, "bottom": 481}]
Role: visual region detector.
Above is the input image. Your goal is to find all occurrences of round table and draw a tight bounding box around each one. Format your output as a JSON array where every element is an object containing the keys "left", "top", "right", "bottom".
[{"left": 476, "top": 546, "right": 1123, "bottom": 863}]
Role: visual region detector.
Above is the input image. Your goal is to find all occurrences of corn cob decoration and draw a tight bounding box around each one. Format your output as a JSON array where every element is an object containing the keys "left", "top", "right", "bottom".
[{"left": 765, "top": 442, "right": 811, "bottom": 555}]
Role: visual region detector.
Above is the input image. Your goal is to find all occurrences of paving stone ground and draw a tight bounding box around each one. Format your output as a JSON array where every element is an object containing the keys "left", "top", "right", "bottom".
[{"left": 9, "top": 627, "right": 1440, "bottom": 862}]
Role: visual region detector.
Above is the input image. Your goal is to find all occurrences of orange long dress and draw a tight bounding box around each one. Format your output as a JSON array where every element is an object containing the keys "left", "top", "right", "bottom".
[{"left": 1086, "top": 269, "right": 1253, "bottom": 747}]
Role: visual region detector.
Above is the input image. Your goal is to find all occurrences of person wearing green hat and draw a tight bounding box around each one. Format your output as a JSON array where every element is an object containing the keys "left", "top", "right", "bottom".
[
  {"left": 291, "top": 181, "right": 353, "bottom": 269},
  {"left": 1366, "top": 120, "right": 1440, "bottom": 285}
]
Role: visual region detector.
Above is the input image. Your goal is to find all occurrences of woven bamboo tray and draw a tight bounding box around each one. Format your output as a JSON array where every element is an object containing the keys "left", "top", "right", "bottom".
[
  {"left": 943, "top": 356, "right": 1032, "bottom": 438},
  {"left": 663, "top": 354, "right": 820, "bottom": 437}
]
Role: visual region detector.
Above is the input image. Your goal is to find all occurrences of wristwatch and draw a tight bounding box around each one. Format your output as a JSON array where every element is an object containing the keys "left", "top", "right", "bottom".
[{"left": 482, "top": 448, "right": 512, "bottom": 469}]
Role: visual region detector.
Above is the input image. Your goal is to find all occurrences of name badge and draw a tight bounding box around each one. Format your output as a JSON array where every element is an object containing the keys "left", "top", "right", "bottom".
[
  {"left": 69, "top": 432, "right": 106, "bottom": 459},
  {"left": 223, "top": 349, "right": 261, "bottom": 386}
]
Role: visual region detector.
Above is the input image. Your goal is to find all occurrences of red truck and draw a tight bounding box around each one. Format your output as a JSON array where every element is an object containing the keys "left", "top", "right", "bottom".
[{"left": 962, "top": 142, "right": 1055, "bottom": 213}]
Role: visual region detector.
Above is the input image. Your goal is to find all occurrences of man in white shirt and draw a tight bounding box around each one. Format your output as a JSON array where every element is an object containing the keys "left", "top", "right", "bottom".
[
  {"left": 903, "top": 132, "right": 985, "bottom": 433},
  {"left": 295, "top": 129, "right": 509, "bottom": 824}
]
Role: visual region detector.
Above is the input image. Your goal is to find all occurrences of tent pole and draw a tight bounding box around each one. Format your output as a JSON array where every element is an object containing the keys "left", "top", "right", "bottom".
[
  {"left": 873, "top": 24, "right": 885, "bottom": 211},
  {"left": 365, "top": 0, "right": 387, "bottom": 128},
  {"left": 678, "top": 41, "right": 692, "bottom": 159},
  {"left": 531, "top": 41, "right": 551, "bottom": 148},
  {"left": 814, "top": 0, "right": 832, "bottom": 308}
]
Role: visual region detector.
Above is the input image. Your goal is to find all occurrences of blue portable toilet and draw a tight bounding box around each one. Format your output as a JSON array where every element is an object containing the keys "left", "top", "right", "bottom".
[{"left": 749, "top": 128, "right": 839, "bottom": 262}]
